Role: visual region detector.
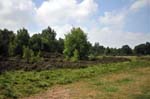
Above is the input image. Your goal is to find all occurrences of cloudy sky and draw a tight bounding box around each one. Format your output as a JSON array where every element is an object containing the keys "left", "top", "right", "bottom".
[{"left": 0, "top": 0, "right": 150, "bottom": 48}]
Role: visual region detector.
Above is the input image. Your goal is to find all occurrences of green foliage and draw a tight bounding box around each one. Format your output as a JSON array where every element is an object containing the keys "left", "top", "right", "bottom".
[
  {"left": 56, "top": 38, "right": 64, "bottom": 53},
  {"left": 41, "top": 27, "right": 57, "bottom": 52},
  {"left": 29, "top": 34, "right": 42, "bottom": 51},
  {"left": 91, "top": 42, "right": 105, "bottom": 56},
  {"left": 88, "top": 54, "right": 97, "bottom": 61},
  {"left": 63, "top": 27, "right": 90, "bottom": 60},
  {"left": 0, "top": 60, "right": 150, "bottom": 99},
  {"left": 23, "top": 46, "right": 42, "bottom": 63},
  {"left": 15, "top": 28, "right": 30, "bottom": 55},
  {"left": 104, "top": 47, "right": 111, "bottom": 55},
  {"left": 30, "top": 51, "right": 43, "bottom": 63},
  {"left": 121, "top": 45, "right": 133, "bottom": 55},
  {"left": 0, "top": 29, "right": 15, "bottom": 56},
  {"left": 8, "top": 42, "right": 16, "bottom": 57},
  {"left": 23, "top": 46, "right": 32, "bottom": 63},
  {"left": 134, "top": 42, "right": 150, "bottom": 55},
  {"left": 0, "top": 27, "right": 150, "bottom": 57},
  {"left": 71, "top": 49, "right": 79, "bottom": 62}
]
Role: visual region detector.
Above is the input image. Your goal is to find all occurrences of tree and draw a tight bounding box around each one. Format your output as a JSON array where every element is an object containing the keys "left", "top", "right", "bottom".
[
  {"left": 8, "top": 42, "right": 16, "bottom": 56},
  {"left": 56, "top": 38, "right": 64, "bottom": 53},
  {"left": 121, "top": 45, "right": 132, "bottom": 55},
  {"left": 15, "top": 28, "right": 30, "bottom": 55},
  {"left": 104, "top": 47, "right": 111, "bottom": 55},
  {"left": 41, "top": 27, "right": 57, "bottom": 52},
  {"left": 30, "top": 50, "right": 43, "bottom": 63},
  {"left": 134, "top": 42, "right": 150, "bottom": 55},
  {"left": 71, "top": 49, "right": 79, "bottom": 62},
  {"left": 91, "top": 42, "right": 105, "bottom": 56},
  {"left": 145, "top": 42, "right": 150, "bottom": 55},
  {"left": 29, "top": 34, "right": 42, "bottom": 51},
  {"left": 63, "top": 27, "right": 89, "bottom": 60},
  {"left": 0, "top": 29, "right": 15, "bottom": 56},
  {"left": 134, "top": 44, "right": 146, "bottom": 55},
  {"left": 23, "top": 46, "right": 31, "bottom": 63}
]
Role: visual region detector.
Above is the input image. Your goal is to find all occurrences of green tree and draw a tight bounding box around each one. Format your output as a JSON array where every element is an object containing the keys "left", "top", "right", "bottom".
[
  {"left": 104, "top": 47, "right": 111, "bottom": 55},
  {"left": 145, "top": 42, "right": 150, "bottom": 55},
  {"left": 41, "top": 27, "right": 57, "bottom": 52},
  {"left": 134, "top": 44, "right": 146, "bottom": 55},
  {"left": 30, "top": 50, "right": 43, "bottom": 63},
  {"left": 29, "top": 34, "right": 42, "bottom": 51},
  {"left": 134, "top": 42, "right": 150, "bottom": 55},
  {"left": 15, "top": 28, "right": 30, "bottom": 55},
  {"left": 91, "top": 42, "right": 105, "bottom": 56},
  {"left": 63, "top": 27, "right": 89, "bottom": 60},
  {"left": 0, "top": 29, "right": 15, "bottom": 56},
  {"left": 121, "top": 45, "right": 132, "bottom": 55},
  {"left": 71, "top": 49, "right": 79, "bottom": 62},
  {"left": 23, "top": 46, "right": 31, "bottom": 63},
  {"left": 56, "top": 38, "right": 64, "bottom": 53},
  {"left": 8, "top": 42, "right": 16, "bottom": 56}
]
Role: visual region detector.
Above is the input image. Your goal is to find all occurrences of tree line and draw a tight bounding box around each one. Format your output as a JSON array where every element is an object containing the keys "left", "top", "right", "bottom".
[{"left": 0, "top": 27, "right": 150, "bottom": 61}]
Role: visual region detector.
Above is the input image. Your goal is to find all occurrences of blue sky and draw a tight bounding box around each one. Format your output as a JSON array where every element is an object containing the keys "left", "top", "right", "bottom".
[
  {"left": 0, "top": 0, "right": 150, "bottom": 48},
  {"left": 94, "top": 0, "right": 149, "bottom": 33}
]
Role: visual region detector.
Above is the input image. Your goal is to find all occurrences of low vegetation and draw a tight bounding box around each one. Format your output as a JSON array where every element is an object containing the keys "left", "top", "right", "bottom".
[{"left": 0, "top": 58, "right": 150, "bottom": 99}]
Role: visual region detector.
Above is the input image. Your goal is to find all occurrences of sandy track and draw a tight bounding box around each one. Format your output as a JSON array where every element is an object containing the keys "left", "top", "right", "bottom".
[{"left": 22, "top": 87, "right": 70, "bottom": 99}]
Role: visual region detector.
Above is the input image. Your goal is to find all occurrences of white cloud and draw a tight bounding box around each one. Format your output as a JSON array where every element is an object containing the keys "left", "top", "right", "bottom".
[
  {"left": 0, "top": 0, "right": 149, "bottom": 48},
  {"left": 99, "top": 11, "right": 127, "bottom": 29},
  {"left": 52, "top": 24, "right": 72, "bottom": 39},
  {"left": 93, "top": 0, "right": 150, "bottom": 48},
  {"left": 36, "top": 0, "right": 98, "bottom": 26},
  {"left": 130, "top": 0, "right": 150, "bottom": 12},
  {"left": 0, "top": 0, "right": 37, "bottom": 31},
  {"left": 88, "top": 27, "right": 150, "bottom": 48}
]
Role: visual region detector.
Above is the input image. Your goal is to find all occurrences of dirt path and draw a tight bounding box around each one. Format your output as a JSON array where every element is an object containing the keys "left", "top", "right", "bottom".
[
  {"left": 22, "top": 86, "right": 70, "bottom": 99},
  {"left": 22, "top": 67, "right": 150, "bottom": 99}
]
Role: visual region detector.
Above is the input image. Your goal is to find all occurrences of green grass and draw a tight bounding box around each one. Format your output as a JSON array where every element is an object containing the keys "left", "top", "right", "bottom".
[
  {"left": 103, "top": 85, "right": 119, "bottom": 92},
  {"left": 0, "top": 60, "right": 150, "bottom": 99},
  {"left": 116, "top": 78, "right": 133, "bottom": 84}
]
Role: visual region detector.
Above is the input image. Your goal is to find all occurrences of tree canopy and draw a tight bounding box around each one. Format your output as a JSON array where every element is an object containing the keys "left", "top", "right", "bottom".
[
  {"left": 63, "top": 27, "right": 90, "bottom": 60},
  {"left": 0, "top": 27, "right": 149, "bottom": 60}
]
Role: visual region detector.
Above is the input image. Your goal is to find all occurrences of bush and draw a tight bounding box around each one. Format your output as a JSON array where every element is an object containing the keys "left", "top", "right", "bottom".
[
  {"left": 63, "top": 27, "right": 90, "bottom": 60},
  {"left": 71, "top": 49, "right": 79, "bottom": 62},
  {"left": 23, "top": 46, "right": 42, "bottom": 63},
  {"left": 30, "top": 51, "right": 43, "bottom": 63},
  {"left": 23, "top": 46, "right": 31, "bottom": 63},
  {"left": 88, "top": 54, "right": 97, "bottom": 61}
]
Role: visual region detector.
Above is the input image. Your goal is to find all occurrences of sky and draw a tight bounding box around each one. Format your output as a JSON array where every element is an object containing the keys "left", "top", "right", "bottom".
[{"left": 0, "top": 0, "right": 150, "bottom": 48}]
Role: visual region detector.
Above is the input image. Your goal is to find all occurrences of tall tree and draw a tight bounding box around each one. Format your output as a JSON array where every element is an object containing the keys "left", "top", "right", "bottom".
[
  {"left": 56, "top": 38, "right": 64, "bottom": 53},
  {"left": 15, "top": 28, "right": 30, "bottom": 55},
  {"left": 63, "top": 27, "right": 90, "bottom": 60},
  {"left": 92, "top": 42, "right": 105, "bottom": 56},
  {"left": 134, "top": 44, "right": 146, "bottom": 55},
  {"left": 0, "top": 29, "right": 15, "bottom": 56},
  {"left": 41, "top": 27, "right": 57, "bottom": 52},
  {"left": 121, "top": 45, "right": 132, "bottom": 55},
  {"left": 145, "top": 42, "right": 150, "bottom": 55},
  {"left": 29, "top": 34, "right": 42, "bottom": 51}
]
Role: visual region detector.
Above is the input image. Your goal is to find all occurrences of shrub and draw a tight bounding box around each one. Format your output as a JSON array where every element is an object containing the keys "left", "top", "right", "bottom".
[
  {"left": 88, "top": 54, "right": 97, "bottom": 61},
  {"left": 71, "top": 49, "right": 79, "bottom": 62}
]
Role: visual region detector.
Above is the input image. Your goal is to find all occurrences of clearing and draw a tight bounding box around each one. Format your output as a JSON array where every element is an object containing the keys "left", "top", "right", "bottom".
[{"left": 22, "top": 64, "right": 150, "bottom": 99}]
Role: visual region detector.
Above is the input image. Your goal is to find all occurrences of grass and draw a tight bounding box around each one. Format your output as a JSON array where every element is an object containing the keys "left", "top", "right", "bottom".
[
  {"left": 116, "top": 78, "right": 133, "bottom": 84},
  {"left": 62, "top": 65, "right": 150, "bottom": 99},
  {"left": 103, "top": 85, "right": 119, "bottom": 92},
  {"left": 0, "top": 59, "right": 150, "bottom": 99}
]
